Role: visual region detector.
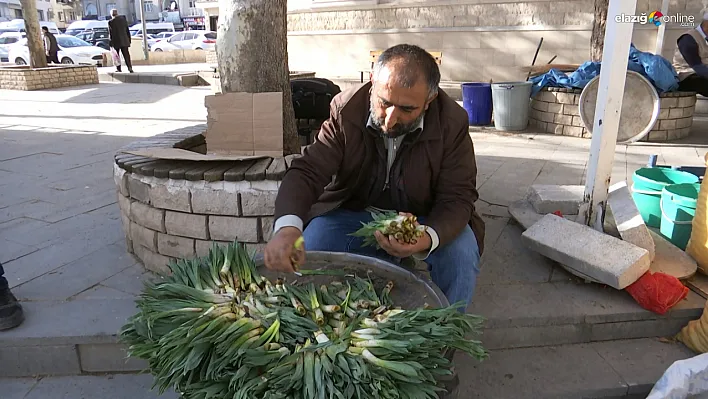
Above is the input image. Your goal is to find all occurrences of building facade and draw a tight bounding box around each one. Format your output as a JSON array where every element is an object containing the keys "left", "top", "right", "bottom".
[
  {"left": 195, "top": 0, "right": 707, "bottom": 83},
  {"left": 48, "top": 0, "right": 82, "bottom": 29},
  {"left": 83, "top": 0, "right": 134, "bottom": 23},
  {"left": 0, "top": 0, "right": 22, "bottom": 22}
]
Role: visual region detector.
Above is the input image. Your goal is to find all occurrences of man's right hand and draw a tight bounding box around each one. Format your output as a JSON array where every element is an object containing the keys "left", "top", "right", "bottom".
[{"left": 264, "top": 226, "right": 303, "bottom": 273}]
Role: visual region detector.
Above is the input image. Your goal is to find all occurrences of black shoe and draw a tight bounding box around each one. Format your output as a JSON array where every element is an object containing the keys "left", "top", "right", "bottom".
[
  {"left": 129, "top": 69, "right": 134, "bottom": 73},
  {"left": 116, "top": 66, "right": 122, "bottom": 72},
  {"left": 0, "top": 287, "right": 24, "bottom": 331}
]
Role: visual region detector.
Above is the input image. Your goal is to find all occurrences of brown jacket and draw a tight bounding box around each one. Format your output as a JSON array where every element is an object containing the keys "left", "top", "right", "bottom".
[{"left": 275, "top": 82, "right": 486, "bottom": 254}]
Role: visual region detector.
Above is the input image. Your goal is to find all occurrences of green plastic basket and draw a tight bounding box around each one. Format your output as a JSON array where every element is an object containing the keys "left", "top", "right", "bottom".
[
  {"left": 660, "top": 183, "right": 700, "bottom": 250},
  {"left": 631, "top": 168, "right": 699, "bottom": 228}
]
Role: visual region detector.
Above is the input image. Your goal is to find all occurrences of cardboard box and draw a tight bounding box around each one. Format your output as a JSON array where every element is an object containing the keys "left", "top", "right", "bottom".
[{"left": 204, "top": 91, "right": 283, "bottom": 157}]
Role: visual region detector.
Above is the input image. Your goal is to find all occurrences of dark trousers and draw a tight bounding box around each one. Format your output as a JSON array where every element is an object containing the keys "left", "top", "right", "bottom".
[
  {"left": 0, "top": 262, "right": 7, "bottom": 290},
  {"left": 46, "top": 52, "right": 59, "bottom": 64},
  {"left": 115, "top": 46, "right": 132, "bottom": 71},
  {"left": 678, "top": 74, "right": 708, "bottom": 97}
]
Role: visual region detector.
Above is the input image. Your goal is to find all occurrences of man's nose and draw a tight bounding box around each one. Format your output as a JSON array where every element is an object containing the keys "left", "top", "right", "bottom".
[{"left": 384, "top": 107, "right": 398, "bottom": 130}]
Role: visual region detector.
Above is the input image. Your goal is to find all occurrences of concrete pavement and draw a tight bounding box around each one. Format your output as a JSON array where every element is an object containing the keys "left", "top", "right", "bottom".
[{"left": 0, "top": 82, "right": 706, "bottom": 397}]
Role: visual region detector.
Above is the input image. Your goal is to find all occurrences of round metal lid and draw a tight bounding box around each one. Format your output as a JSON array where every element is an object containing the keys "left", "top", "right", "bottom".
[{"left": 579, "top": 70, "right": 661, "bottom": 143}]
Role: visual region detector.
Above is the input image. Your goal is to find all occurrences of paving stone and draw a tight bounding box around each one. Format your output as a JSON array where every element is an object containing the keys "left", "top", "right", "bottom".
[
  {"left": 0, "top": 239, "right": 38, "bottom": 264},
  {"left": 508, "top": 199, "right": 543, "bottom": 229},
  {"left": 240, "top": 190, "right": 277, "bottom": 216},
  {"left": 157, "top": 233, "right": 196, "bottom": 258},
  {"left": 0, "top": 345, "right": 81, "bottom": 377},
  {"left": 149, "top": 184, "right": 191, "bottom": 213},
  {"left": 127, "top": 174, "right": 150, "bottom": 204},
  {"left": 608, "top": 181, "right": 655, "bottom": 261},
  {"left": 527, "top": 184, "right": 584, "bottom": 215},
  {"left": 478, "top": 223, "right": 553, "bottom": 285},
  {"left": 208, "top": 216, "right": 259, "bottom": 242},
  {"left": 649, "top": 229, "right": 697, "bottom": 280},
  {"left": 590, "top": 318, "right": 693, "bottom": 342},
  {"left": 130, "top": 201, "right": 165, "bottom": 233},
  {"left": 78, "top": 343, "right": 148, "bottom": 373},
  {"left": 22, "top": 374, "right": 179, "bottom": 399},
  {"left": 130, "top": 222, "right": 158, "bottom": 252},
  {"left": 12, "top": 243, "right": 135, "bottom": 301},
  {"left": 455, "top": 343, "right": 628, "bottom": 398},
  {"left": 522, "top": 214, "right": 651, "bottom": 290},
  {"left": 591, "top": 339, "right": 696, "bottom": 395},
  {"left": 1, "top": 377, "right": 38, "bottom": 399},
  {"left": 479, "top": 324, "right": 591, "bottom": 350},
  {"left": 190, "top": 189, "right": 240, "bottom": 216},
  {"left": 134, "top": 244, "right": 173, "bottom": 275},
  {"left": 165, "top": 210, "right": 208, "bottom": 239},
  {"left": 73, "top": 284, "right": 137, "bottom": 300}
]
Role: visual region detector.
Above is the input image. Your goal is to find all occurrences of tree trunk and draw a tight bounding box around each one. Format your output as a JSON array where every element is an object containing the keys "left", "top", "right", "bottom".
[
  {"left": 216, "top": 0, "right": 299, "bottom": 156},
  {"left": 591, "top": 0, "right": 609, "bottom": 62},
  {"left": 20, "top": 0, "right": 47, "bottom": 69}
]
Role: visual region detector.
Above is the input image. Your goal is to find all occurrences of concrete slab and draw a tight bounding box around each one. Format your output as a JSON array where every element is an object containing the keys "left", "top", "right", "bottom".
[
  {"left": 98, "top": 263, "right": 160, "bottom": 296},
  {"left": 649, "top": 229, "right": 698, "bottom": 280},
  {"left": 73, "top": 284, "right": 137, "bottom": 300},
  {"left": 608, "top": 181, "right": 656, "bottom": 261},
  {"left": 22, "top": 374, "right": 179, "bottom": 399},
  {"left": 526, "top": 184, "right": 585, "bottom": 215},
  {"left": 0, "top": 345, "right": 81, "bottom": 377},
  {"left": 522, "top": 214, "right": 651, "bottom": 290}
]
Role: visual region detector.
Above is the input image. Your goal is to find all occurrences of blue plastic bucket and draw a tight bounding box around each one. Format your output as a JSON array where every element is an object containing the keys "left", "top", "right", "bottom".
[
  {"left": 660, "top": 183, "right": 700, "bottom": 250},
  {"left": 461, "top": 82, "right": 493, "bottom": 126}
]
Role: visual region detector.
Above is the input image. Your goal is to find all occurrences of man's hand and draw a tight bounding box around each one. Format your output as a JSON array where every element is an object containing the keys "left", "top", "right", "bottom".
[
  {"left": 374, "top": 212, "right": 432, "bottom": 258},
  {"left": 264, "top": 227, "right": 303, "bottom": 273}
]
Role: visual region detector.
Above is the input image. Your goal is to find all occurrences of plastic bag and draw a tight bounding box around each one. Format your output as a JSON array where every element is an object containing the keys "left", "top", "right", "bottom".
[
  {"left": 687, "top": 153, "right": 708, "bottom": 275},
  {"left": 625, "top": 271, "right": 689, "bottom": 315},
  {"left": 646, "top": 353, "right": 708, "bottom": 399},
  {"left": 677, "top": 299, "right": 708, "bottom": 353},
  {"left": 111, "top": 48, "right": 121, "bottom": 67}
]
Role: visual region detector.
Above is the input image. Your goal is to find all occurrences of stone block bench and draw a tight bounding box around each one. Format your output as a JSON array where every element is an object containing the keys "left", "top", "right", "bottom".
[
  {"left": 528, "top": 87, "right": 696, "bottom": 142},
  {"left": 114, "top": 125, "right": 293, "bottom": 274}
]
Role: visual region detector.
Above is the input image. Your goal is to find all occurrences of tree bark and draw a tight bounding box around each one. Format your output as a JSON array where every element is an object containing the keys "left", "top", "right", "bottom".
[
  {"left": 20, "top": 0, "right": 48, "bottom": 69},
  {"left": 591, "top": 0, "right": 609, "bottom": 62},
  {"left": 216, "top": 0, "right": 299, "bottom": 156}
]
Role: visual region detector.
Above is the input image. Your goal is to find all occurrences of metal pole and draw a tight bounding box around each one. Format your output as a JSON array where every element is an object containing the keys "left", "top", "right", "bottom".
[
  {"left": 581, "top": 0, "right": 637, "bottom": 230},
  {"left": 140, "top": 0, "right": 149, "bottom": 60},
  {"left": 654, "top": 0, "right": 670, "bottom": 55}
]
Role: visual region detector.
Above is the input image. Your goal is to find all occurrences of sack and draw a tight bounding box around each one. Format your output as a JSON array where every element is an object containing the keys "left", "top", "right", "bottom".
[
  {"left": 687, "top": 152, "right": 708, "bottom": 275},
  {"left": 290, "top": 78, "right": 341, "bottom": 120},
  {"left": 647, "top": 353, "right": 708, "bottom": 399},
  {"left": 676, "top": 299, "right": 708, "bottom": 353},
  {"left": 111, "top": 48, "right": 121, "bottom": 66},
  {"left": 625, "top": 271, "right": 689, "bottom": 315}
]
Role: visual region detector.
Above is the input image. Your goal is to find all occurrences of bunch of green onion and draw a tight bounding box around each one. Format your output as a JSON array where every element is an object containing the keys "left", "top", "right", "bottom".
[
  {"left": 119, "top": 241, "right": 487, "bottom": 399},
  {"left": 350, "top": 211, "right": 427, "bottom": 248}
]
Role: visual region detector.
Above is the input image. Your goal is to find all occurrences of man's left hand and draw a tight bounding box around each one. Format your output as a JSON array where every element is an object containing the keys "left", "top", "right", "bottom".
[{"left": 374, "top": 212, "right": 432, "bottom": 258}]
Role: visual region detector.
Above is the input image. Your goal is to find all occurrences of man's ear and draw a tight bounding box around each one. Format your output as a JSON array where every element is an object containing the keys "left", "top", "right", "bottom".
[{"left": 424, "top": 91, "right": 438, "bottom": 110}]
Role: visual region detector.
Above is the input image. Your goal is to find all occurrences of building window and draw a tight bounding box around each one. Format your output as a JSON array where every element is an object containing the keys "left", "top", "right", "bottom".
[
  {"left": 58, "top": 11, "right": 64, "bottom": 21},
  {"left": 37, "top": 10, "right": 44, "bottom": 20},
  {"left": 106, "top": 3, "right": 116, "bottom": 15},
  {"left": 14, "top": 9, "right": 22, "bottom": 18},
  {"left": 145, "top": 1, "right": 154, "bottom": 12},
  {"left": 48, "top": 10, "right": 54, "bottom": 20},
  {"left": 69, "top": 11, "right": 76, "bottom": 20}
]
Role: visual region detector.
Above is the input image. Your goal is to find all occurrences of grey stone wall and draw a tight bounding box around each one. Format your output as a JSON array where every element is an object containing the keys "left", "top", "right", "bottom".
[{"left": 0, "top": 65, "right": 99, "bottom": 91}]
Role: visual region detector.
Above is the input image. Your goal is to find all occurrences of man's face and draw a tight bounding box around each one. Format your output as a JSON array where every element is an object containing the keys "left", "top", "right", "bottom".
[{"left": 369, "top": 65, "right": 435, "bottom": 137}]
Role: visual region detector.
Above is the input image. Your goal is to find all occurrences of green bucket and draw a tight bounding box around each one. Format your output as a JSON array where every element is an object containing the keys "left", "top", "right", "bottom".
[
  {"left": 660, "top": 183, "right": 700, "bottom": 250},
  {"left": 631, "top": 168, "right": 700, "bottom": 228}
]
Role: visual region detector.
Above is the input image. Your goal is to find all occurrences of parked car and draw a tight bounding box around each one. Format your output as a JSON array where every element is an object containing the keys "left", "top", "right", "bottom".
[
  {"left": 10, "top": 35, "right": 108, "bottom": 66},
  {"left": 74, "top": 28, "right": 111, "bottom": 50},
  {"left": 0, "top": 19, "right": 60, "bottom": 35},
  {"left": 152, "top": 32, "right": 175, "bottom": 41},
  {"left": 133, "top": 34, "right": 160, "bottom": 48},
  {"left": 150, "top": 31, "right": 216, "bottom": 52},
  {"left": 0, "top": 32, "right": 24, "bottom": 62},
  {"left": 65, "top": 20, "right": 109, "bottom": 36},
  {"left": 129, "top": 23, "right": 175, "bottom": 37}
]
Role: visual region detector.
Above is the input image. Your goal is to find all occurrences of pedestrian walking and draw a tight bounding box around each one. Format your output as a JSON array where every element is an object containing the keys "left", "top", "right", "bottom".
[
  {"left": 0, "top": 262, "right": 24, "bottom": 331},
  {"left": 108, "top": 9, "right": 133, "bottom": 73},
  {"left": 42, "top": 27, "right": 59, "bottom": 64}
]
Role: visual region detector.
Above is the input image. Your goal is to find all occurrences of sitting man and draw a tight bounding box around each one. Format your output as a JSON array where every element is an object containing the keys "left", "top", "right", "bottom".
[
  {"left": 673, "top": 12, "right": 708, "bottom": 96},
  {"left": 264, "top": 44, "right": 485, "bottom": 309}
]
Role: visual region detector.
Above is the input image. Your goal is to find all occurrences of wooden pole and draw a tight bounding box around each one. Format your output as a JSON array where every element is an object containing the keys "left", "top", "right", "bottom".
[
  {"left": 581, "top": 0, "right": 637, "bottom": 230},
  {"left": 654, "top": 0, "right": 670, "bottom": 55},
  {"left": 19, "top": 0, "right": 48, "bottom": 69}
]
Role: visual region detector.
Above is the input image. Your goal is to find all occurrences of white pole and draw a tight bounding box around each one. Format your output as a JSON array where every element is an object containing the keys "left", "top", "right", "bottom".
[
  {"left": 140, "top": 0, "right": 149, "bottom": 60},
  {"left": 581, "top": 0, "right": 637, "bottom": 231},
  {"left": 654, "top": 0, "right": 670, "bottom": 55}
]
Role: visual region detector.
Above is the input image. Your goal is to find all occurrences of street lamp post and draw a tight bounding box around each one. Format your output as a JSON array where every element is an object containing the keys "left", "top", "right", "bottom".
[{"left": 140, "top": 0, "right": 149, "bottom": 60}]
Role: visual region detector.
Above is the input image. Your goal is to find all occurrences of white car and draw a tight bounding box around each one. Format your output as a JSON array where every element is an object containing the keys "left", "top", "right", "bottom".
[
  {"left": 0, "top": 32, "right": 24, "bottom": 62},
  {"left": 10, "top": 35, "right": 108, "bottom": 66},
  {"left": 150, "top": 30, "right": 216, "bottom": 52}
]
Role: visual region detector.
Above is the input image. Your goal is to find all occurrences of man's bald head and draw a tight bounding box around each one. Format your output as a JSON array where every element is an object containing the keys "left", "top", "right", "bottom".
[{"left": 372, "top": 44, "right": 441, "bottom": 100}]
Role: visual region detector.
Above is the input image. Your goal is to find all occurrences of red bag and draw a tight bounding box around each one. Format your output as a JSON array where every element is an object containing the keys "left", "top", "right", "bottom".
[{"left": 625, "top": 272, "right": 689, "bottom": 315}]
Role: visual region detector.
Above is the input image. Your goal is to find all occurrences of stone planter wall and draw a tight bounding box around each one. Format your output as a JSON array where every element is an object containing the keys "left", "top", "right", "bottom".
[
  {"left": 528, "top": 87, "right": 696, "bottom": 142},
  {"left": 0, "top": 65, "right": 98, "bottom": 91},
  {"left": 114, "top": 126, "right": 292, "bottom": 275},
  {"left": 206, "top": 50, "right": 217, "bottom": 65}
]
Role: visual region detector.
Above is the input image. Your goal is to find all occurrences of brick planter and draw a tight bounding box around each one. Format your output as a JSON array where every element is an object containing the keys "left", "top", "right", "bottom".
[
  {"left": 529, "top": 87, "right": 696, "bottom": 142},
  {"left": 113, "top": 126, "right": 292, "bottom": 275},
  {"left": 0, "top": 65, "right": 98, "bottom": 91}
]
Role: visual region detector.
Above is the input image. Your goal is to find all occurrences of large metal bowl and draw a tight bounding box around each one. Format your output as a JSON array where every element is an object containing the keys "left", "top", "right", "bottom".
[{"left": 254, "top": 251, "right": 449, "bottom": 309}]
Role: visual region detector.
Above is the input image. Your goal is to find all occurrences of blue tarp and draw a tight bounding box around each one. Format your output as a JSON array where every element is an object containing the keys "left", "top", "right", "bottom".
[{"left": 530, "top": 44, "right": 679, "bottom": 97}]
